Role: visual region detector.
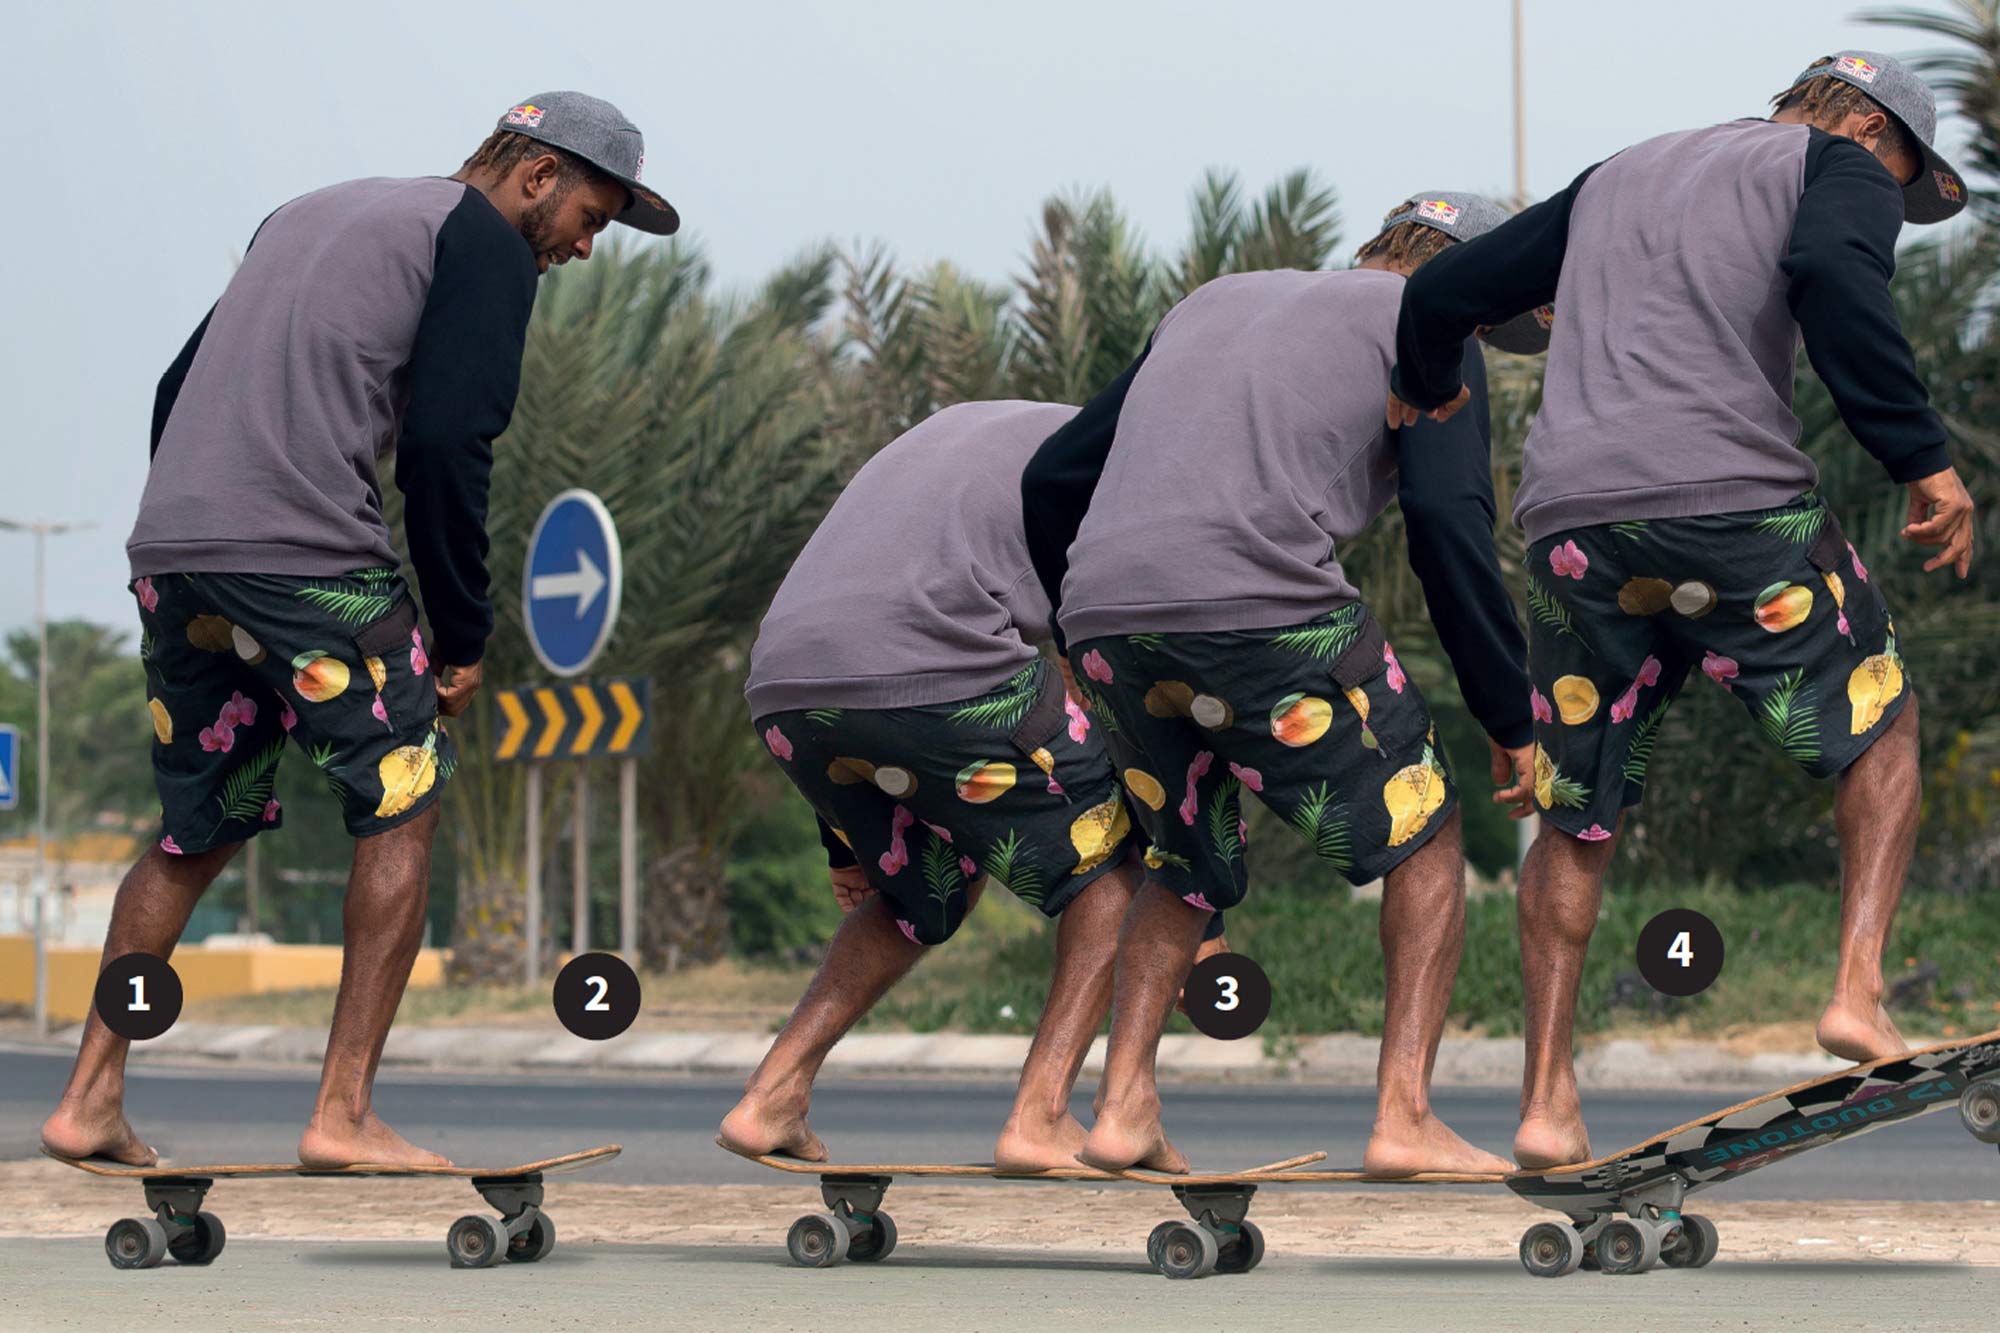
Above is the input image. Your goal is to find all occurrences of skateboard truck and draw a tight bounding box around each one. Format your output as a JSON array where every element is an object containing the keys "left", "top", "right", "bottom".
[
  {"left": 1148, "top": 1183, "right": 1266, "bottom": 1280},
  {"left": 447, "top": 1172, "right": 556, "bottom": 1268},
  {"left": 1520, "top": 1173, "right": 1716, "bottom": 1278},
  {"left": 787, "top": 1174, "right": 899, "bottom": 1268},
  {"left": 103, "top": 1175, "right": 227, "bottom": 1271}
]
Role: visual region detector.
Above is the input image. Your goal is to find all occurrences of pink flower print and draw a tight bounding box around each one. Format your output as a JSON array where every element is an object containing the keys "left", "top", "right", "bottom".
[
  {"left": 262, "top": 798, "right": 281, "bottom": 823},
  {"left": 1182, "top": 891, "right": 1216, "bottom": 912},
  {"left": 1701, "top": 652, "right": 1739, "bottom": 692},
  {"left": 1549, "top": 540, "right": 1589, "bottom": 580},
  {"left": 135, "top": 578, "right": 159, "bottom": 612},
  {"left": 1180, "top": 751, "right": 1215, "bottom": 826},
  {"left": 878, "top": 806, "right": 915, "bottom": 876},
  {"left": 1238, "top": 817, "right": 1249, "bottom": 848},
  {"left": 1610, "top": 684, "right": 1640, "bottom": 724},
  {"left": 1047, "top": 773, "right": 1065, "bottom": 797},
  {"left": 763, "top": 725, "right": 792, "bottom": 761},
  {"left": 218, "top": 691, "right": 257, "bottom": 730},
  {"left": 1065, "top": 695, "right": 1090, "bottom": 744},
  {"left": 280, "top": 700, "right": 298, "bottom": 733},
  {"left": 1383, "top": 642, "right": 1408, "bottom": 694},
  {"left": 1837, "top": 608, "right": 1851, "bottom": 637},
  {"left": 897, "top": 919, "right": 920, "bottom": 945},
  {"left": 1227, "top": 762, "right": 1264, "bottom": 792},
  {"left": 960, "top": 855, "right": 979, "bottom": 881},
  {"left": 1849, "top": 542, "right": 1868, "bottom": 582},
  {"left": 924, "top": 821, "right": 954, "bottom": 844},
  {"left": 1531, "top": 688, "right": 1554, "bottom": 724},
  {"left": 1576, "top": 824, "right": 1613, "bottom": 842},
  {"left": 409, "top": 627, "right": 430, "bottom": 676},
  {"left": 371, "top": 694, "right": 390, "bottom": 729},
  {"left": 1635, "top": 656, "right": 1662, "bottom": 688},
  {"left": 1081, "top": 649, "right": 1113, "bottom": 684},
  {"left": 199, "top": 721, "right": 236, "bottom": 753},
  {"left": 160, "top": 835, "right": 183, "bottom": 855}
]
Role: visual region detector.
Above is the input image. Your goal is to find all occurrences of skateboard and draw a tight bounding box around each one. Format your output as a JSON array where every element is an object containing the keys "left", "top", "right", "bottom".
[
  {"left": 47, "top": 1144, "right": 621, "bottom": 1271},
  {"left": 1506, "top": 1028, "right": 2000, "bottom": 1278}
]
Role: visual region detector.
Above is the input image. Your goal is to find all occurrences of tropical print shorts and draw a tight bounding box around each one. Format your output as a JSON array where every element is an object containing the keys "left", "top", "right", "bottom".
[
  {"left": 1070, "top": 603, "right": 1457, "bottom": 915},
  {"left": 1524, "top": 492, "right": 1909, "bottom": 840},
  {"left": 754, "top": 658, "right": 1135, "bottom": 946},
  {"left": 133, "top": 568, "right": 456, "bottom": 851}
]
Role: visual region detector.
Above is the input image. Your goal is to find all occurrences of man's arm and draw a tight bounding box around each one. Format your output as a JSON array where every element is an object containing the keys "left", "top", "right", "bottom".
[
  {"left": 393, "top": 189, "right": 538, "bottom": 668},
  {"left": 151, "top": 306, "right": 215, "bottom": 459},
  {"left": 1394, "top": 341, "right": 1535, "bottom": 751},
  {"left": 1019, "top": 339, "right": 1151, "bottom": 656},
  {"left": 1390, "top": 163, "right": 1599, "bottom": 414}
]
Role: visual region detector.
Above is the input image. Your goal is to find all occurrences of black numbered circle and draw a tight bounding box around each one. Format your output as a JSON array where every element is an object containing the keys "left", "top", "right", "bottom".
[
  {"left": 94, "top": 953, "right": 183, "bottom": 1041},
  {"left": 1183, "top": 953, "right": 1273, "bottom": 1041},
  {"left": 1637, "top": 909, "right": 1725, "bottom": 998},
  {"left": 552, "top": 952, "right": 640, "bottom": 1040}
]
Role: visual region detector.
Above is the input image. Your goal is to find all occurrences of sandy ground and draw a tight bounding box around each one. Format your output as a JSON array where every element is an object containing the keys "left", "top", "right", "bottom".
[{"left": 13, "top": 1157, "right": 1998, "bottom": 1266}]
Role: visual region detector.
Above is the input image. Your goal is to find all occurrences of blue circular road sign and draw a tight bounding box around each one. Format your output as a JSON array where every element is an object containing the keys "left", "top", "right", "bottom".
[{"left": 524, "top": 489, "right": 622, "bottom": 678}]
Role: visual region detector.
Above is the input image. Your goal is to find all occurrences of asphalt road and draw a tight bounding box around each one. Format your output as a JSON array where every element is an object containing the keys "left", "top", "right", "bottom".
[{"left": 6, "top": 1048, "right": 1996, "bottom": 1198}]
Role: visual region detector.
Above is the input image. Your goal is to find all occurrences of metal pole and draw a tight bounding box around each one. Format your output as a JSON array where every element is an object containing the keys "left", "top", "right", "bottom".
[
  {"left": 1512, "top": 0, "right": 1528, "bottom": 206},
  {"left": 619, "top": 756, "right": 637, "bottom": 962},
  {"left": 244, "top": 838, "right": 260, "bottom": 935},
  {"left": 524, "top": 762, "right": 542, "bottom": 986},
  {"left": 32, "top": 528, "right": 48, "bottom": 1040},
  {"left": 572, "top": 764, "right": 589, "bottom": 956}
]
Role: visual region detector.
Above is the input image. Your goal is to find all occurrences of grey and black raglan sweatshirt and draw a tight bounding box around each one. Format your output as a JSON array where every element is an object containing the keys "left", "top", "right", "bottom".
[
  {"left": 131, "top": 177, "right": 539, "bottom": 666},
  {"left": 1392, "top": 119, "right": 1952, "bottom": 543},
  {"left": 1021, "top": 267, "right": 1535, "bottom": 750}
]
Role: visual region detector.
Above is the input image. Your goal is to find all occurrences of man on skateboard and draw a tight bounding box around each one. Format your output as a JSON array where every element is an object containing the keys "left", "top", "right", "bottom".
[
  {"left": 723, "top": 401, "right": 1150, "bottom": 1173},
  {"left": 41, "top": 92, "right": 677, "bottom": 1171},
  {"left": 1022, "top": 194, "right": 1546, "bottom": 1176},
  {"left": 1389, "top": 52, "right": 1977, "bottom": 1168}
]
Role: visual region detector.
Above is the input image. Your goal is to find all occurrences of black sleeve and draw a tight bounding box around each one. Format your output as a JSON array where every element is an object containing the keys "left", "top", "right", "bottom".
[
  {"left": 1390, "top": 162, "right": 1600, "bottom": 411},
  {"left": 1783, "top": 130, "right": 1952, "bottom": 483},
  {"left": 150, "top": 306, "right": 215, "bottom": 459},
  {"left": 817, "top": 816, "right": 858, "bottom": 870},
  {"left": 1394, "top": 341, "right": 1534, "bottom": 749},
  {"left": 1019, "top": 340, "right": 1152, "bottom": 657},
  {"left": 393, "top": 188, "right": 538, "bottom": 667}
]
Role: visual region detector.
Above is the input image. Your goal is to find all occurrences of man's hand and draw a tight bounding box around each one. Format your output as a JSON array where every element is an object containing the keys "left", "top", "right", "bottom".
[
  {"left": 1490, "top": 737, "right": 1536, "bottom": 820},
  {"left": 1903, "top": 467, "right": 1975, "bottom": 578},
  {"left": 1057, "top": 654, "right": 1084, "bottom": 708},
  {"left": 436, "top": 660, "right": 484, "bottom": 717},
  {"left": 1386, "top": 384, "right": 1471, "bottom": 430},
  {"left": 829, "top": 864, "right": 874, "bottom": 913}
]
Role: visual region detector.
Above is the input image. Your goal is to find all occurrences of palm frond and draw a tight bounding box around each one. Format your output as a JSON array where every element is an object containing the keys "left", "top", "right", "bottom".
[
  {"left": 214, "top": 738, "right": 285, "bottom": 825},
  {"left": 1754, "top": 505, "right": 1828, "bottom": 545},
  {"left": 1527, "top": 577, "right": 1586, "bottom": 646},
  {"left": 983, "top": 827, "right": 1044, "bottom": 907},
  {"left": 1621, "top": 698, "right": 1673, "bottom": 788},
  {"left": 1286, "top": 780, "right": 1353, "bottom": 872},
  {"left": 292, "top": 585, "right": 396, "bottom": 624},
  {"left": 1205, "top": 776, "right": 1244, "bottom": 866},
  {"left": 1758, "top": 669, "right": 1822, "bottom": 767},
  {"left": 948, "top": 679, "right": 1039, "bottom": 729}
]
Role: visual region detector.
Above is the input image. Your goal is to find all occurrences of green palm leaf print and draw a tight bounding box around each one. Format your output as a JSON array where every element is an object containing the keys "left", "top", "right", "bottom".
[
  {"left": 307, "top": 740, "right": 349, "bottom": 802},
  {"left": 948, "top": 665, "right": 1040, "bottom": 729},
  {"left": 1270, "top": 605, "right": 1365, "bottom": 661},
  {"left": 803, "top": 708, "right": 843, "bottom": 728},
  {"left": 1075, "top": 679, "right": 1120, "bottom": 735},
  {"left": 921, "top": 834, "right": 963, "bottom": 932},
  {"left": 1145, "top": 847, "right": 1194, "bottom": 872},
  {"left": 1287, "top": 781, "right": 1353, "bottom": 873},
  {"left": 293, "top": 584, "right": 397, "bottom": 624},
  {"left": 1205, "top": 777, "right": 1244, "bottom": 867},
  {"left": 1758, "top": 669, "right": 1821, "bottom": 766},
  {"left": 983, "top": 828, "right": 1045, "bottom": 907},
  {"left": 1547, "top": 770, "right": 1592, "bottom": 810},
  {"left": 1608, "top": 521, "right": 1649, "bottom": 540},
  {"left": 215, "top": 739, "right": 286, "bottom": 825},
  {"left": 1128, "top": 633, "right": 1165, "bottom": 652},
  {"left": 1754, "top": 506, "right": 1828, "bottom": 545},
  {"left": 1621, "top": 699, "right": 1672, "bottom": 788},
  {"left": 1527, "top": 577, "right": 1586, "bottom": 647}
]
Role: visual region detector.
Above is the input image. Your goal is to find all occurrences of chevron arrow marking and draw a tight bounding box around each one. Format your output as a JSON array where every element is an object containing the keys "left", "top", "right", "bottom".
[
  {"left": 496, "top": 690, "right": 531, "bottom": 760},
  {"left": 608, "top": 680, "right": 643, "bottom": 753},
  {"left": 570, "top": 684, "right": 605, "bottom": 755},
  {"left": 532, "top": 687, "right": 566, "bottom": 759}
]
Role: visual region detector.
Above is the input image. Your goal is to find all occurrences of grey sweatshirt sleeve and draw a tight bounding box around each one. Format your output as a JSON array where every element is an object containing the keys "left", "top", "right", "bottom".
[
  {"left": 1784, "top": 130, "right": 1953, "bottom": 483},
  {"left": 392, "top": 187, "right": 538, "bottom": 667},
  {"left": 1394, "top": 340, "right": 1534, "bottom": 749}
]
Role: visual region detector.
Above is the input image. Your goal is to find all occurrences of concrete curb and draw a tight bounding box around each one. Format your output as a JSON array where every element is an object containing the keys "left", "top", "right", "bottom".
[{"left": 22, "top": 1022, "right": 1850, "bottom": 1089}]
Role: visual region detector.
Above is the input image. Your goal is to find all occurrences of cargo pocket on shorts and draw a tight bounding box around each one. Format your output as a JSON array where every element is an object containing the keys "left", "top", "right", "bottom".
[
  {"left": 1328, "top": 611, "right": 1425, "bottom": 757},
  {"left": 354, "top": 596, "right": 420, "bottom": 658},
  {"left": 1806, "top": 511, "right": 1850, "bottom": 577}
]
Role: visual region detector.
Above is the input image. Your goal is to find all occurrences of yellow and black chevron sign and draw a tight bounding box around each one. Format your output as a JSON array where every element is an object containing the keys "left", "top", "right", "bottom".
[{"left": 494, "top": 678, "right": 652, "bottom": 762}]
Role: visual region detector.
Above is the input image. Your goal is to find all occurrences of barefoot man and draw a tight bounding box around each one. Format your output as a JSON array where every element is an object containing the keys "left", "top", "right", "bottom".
[
  {"left": 723, "top": 401, "right": 1149, "bottom": 1173},
  {"left": 42, "top": 92, "right": 677, "bottom": 1170},
  {"left": 1389, "top": 52, "right": 1977, "bottom": 1167},
  {"left": 1022, "top": 194, "right": 1548, "bottom": 1175}
]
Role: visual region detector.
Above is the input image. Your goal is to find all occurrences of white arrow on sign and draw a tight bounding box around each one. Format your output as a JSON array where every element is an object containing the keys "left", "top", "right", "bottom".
[{"left": 530, "top": 549, "right": 607, "bottom": 618}]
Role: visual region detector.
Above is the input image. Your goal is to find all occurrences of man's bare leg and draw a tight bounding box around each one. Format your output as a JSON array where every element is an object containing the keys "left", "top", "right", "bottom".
[
  {"left": 40, "top": 841, "right": 244, "bottom": 1165},
  {"left": 297, "top": 801, "right": 450, "bottom": 1168},
  {"left": 1817, "top": 698, "right": 1921, "bottom": 1063},
  {"left": 719, "top": 883, "right": 982, "bottom": 1160},
  {"left": 994, "top": 858, "right": 1138, "bottom": 1172},
  {"left": 1515, "top": 818, "right": 1620, "bottom": 1169},
  {"left": 1364, "top": 811, "right": 1513, "bottom": 1176},
  {"left": 1076, "top": 878, "right": 1208, "bottom": 1173}
]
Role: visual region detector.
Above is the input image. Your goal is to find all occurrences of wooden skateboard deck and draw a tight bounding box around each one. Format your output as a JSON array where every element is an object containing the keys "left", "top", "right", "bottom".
[
  {"left": 722, "top": 1139, "right": 1325, "bottom": 1179},
  {"left": 48, "top": 1144, "right": 620, "bottom": 1179}
]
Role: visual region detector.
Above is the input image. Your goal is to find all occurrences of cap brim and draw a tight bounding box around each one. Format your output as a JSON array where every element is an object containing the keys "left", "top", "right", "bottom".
[
  {"left": 614, "top": 178, "right": 680, "bottom": 235},
  {"left": 1482, "top": 305, "right": 1554, "bottom": 356},
  {"left": 1903, "top": 140, "right": 1968, "bottom": 225}
]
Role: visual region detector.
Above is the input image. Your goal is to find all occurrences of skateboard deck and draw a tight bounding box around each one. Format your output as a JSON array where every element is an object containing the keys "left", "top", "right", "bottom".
[
  {"left": 1505, "top": 1028, "right": 2000, "bottom": 1277},
  {"left": 50, "top": 1144, "right": 621, "bottom": 1271}
]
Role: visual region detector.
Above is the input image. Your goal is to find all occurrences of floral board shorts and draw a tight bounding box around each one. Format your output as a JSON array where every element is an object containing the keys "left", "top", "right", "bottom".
[
  {"left": 1069, "top": 603, "right": 1457, "bottom": 915},
  {"left": 133, "top": 568, "right": 456, "bottom": 852},
  {"left": 753, "top": 658, "right": 1136, "bottom": 946},
  {"left": 1524, "top": 492, "right": 1909, "bottom": 841}
]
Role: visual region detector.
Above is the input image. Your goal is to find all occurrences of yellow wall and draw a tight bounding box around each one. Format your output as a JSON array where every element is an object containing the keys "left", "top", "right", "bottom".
[{"left": 0, "top": 936, "right": 444, "bottom": 1023}]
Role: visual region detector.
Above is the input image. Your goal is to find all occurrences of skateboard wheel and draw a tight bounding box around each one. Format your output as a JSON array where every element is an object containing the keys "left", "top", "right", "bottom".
[
  {"left": 1519, "top": 1220, "right": 1584, "bottom": 1278},
  {"left": 787, "top": 1212, "right": 850, "bottom": 1268},
  {"left": 106, "top": 1217, "right": 169, "bottom": 1270},
  {"left": 447, "top": 1214, "right": 507, "bottom": 1269},
  {"left": 507, "top": 1213, "right": 555, "bottom": 1263},
  {"left": 1146, "top": 1220, "right": 1179, "bottom": 1269},
  {"left": 1213, "top": 1219, "right": 1265, "bottom": 1274},
  {"left": 168, "top": 1211, "right": 227, "bottom": 1265},
  {"left": 1595, "top": 1219, "right": 1659, "bottom": 1275},
  {"left": 847, "top": 1211, "right": 897, "bottom": 1263},
  {"left": 1663, "top": 1213, "right": 1719, "bottom": 1269},
  {"left": 1155, "top": 1222, "right": 1219, "bottom": 1280},
  {"left": 1961, "top": 1081, "right": 2000, "bottom": 1144}
]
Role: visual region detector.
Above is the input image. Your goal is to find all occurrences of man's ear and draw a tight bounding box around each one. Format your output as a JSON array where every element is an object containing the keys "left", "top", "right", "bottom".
[
  {"left": 520, "top": 152, "right": 563, "bottom": 202},
  {"left": 1853, "top": 108, "right": 1893, "bottom": 153}
]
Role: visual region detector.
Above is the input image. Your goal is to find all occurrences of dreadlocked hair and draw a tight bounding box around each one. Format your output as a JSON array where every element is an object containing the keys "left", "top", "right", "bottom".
[
  {"left": 459, "top": 130, "right": 616, "bottom": 190},
  {"left": 1353, "top": 213, "right": 1457, "bottom": 270},
  {"left": 1771, "top": 60, "right": 1920, "bottom": 163}
]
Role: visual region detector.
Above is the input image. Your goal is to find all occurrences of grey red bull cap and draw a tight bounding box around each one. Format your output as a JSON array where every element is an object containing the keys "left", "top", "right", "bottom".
[
  {"left": 497, "top": 92, "right": 679, "bottom": 235},
  {"left": 1380, "top": 191, "right": 1554, "bottom": 354},
  {"left": 1786, "top": 51, "right": 1967, "bottom": 224}
]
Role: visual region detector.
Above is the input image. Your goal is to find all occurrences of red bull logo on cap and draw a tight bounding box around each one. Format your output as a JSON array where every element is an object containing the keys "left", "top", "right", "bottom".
[
  {"left": 1533, "top": 305, "right": 1555, "bottom": 330},
  {"left": 1415, "top": 199, "right": 1461, "bottom": 227},
  {"left": 1835, "top": 55, "right": 1880, "bottom": 84},
  {"left": 1936, "top": 170, "right": 1964, "bottom": 202},
  {"left": 505, "top": 103, "right": 546, "bottom": 128}
]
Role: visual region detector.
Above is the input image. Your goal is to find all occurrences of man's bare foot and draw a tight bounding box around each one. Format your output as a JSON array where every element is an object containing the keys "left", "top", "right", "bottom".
[
  {"left": 1816, "top": 998, "right": 1909, "bottom": 1064},
  {"left": 41, "top": 1101, "right": 157, "bottom": 1166},
  {"left": 1077, "top": 1100, "right": 1189, "bottom": 1173},
  {"left": 993, "top": 1111, "right": 1089, "bottom": 1173},
  {"left": 718, "top": 1083, "right": 827, "bottom": 1162},
  {"left": 1363, "top": 1111, "right": 1513, "bottom": 1177},
  {"left": 298, "top": 1110, "right": 451, "bottom": 1169},
  {"left": 1514, "top": 1107, "right": 1591, "bottom": 1170}
]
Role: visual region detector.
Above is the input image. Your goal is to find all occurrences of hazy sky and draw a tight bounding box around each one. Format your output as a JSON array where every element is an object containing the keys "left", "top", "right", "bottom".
[{"left": 5, "top": 0, "right": 1947, "bottom": 638}]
